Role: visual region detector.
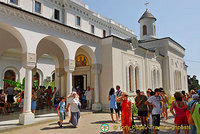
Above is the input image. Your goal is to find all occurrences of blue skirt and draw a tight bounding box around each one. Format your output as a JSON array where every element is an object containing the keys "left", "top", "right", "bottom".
[{"left": 31, "top": 101, "right": 37, "bottom": 110}]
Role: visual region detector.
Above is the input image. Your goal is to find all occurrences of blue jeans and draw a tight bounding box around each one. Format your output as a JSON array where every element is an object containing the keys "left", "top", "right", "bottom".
[{"left": 190, "top": 125, "right": 197, "bottom": 134}]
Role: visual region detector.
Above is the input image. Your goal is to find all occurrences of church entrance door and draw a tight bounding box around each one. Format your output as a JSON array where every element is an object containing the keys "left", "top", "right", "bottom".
[{"left": 73, "top": 75, "right": 87, "bottom": 109}]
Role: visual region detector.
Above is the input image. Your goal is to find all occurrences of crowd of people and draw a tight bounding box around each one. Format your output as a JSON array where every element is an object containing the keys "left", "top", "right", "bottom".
[
  {"left": 0, "top": 84, "right": 94, "bottom": 115},
  {"left": 0, "top": 85, "right": 61, "bottom": 114},
  {"left": 1, "top": 84, "right": 200, "bottom": 134},
  {"left": 108, "top": 86, "right": 200, "bottom": 134}
]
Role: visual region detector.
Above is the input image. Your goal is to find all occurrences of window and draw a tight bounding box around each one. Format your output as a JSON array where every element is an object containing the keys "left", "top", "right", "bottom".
[
  {"left": 76, "top": 16, "right": 81, "bottom": 26},
  {"left": 103, "top": 30, "right": 106, "bottom": 37},
  {"left": 152, "top": 70, "right": 156, "bottom": 89},
  {"left": 91, "top": 25, "right": 94, "bottom": 33},
  {"left": 10, "top": 0, "right": 18, "bottom": 5},
  {"left": 143, "top": 25, "right": 147, "bottom": 35},
  {"left": 54, "top": 9, "right": 60, "bottom": 20},
  {"left": 35, "top": 1, "right": 41, "bottom": 13},
  {"left": 52, "top": 72, "right": 55, "bottom": 82},
  {"left": 157, "top": 70, "right": 160, "bottom": 87},
  {"left": 4, "top": 70, "right": 16, "bottom": 90},
  {"left": 129, "top": 66, "right": 132, "bottom": 91},
  {"left": 33, "top": 72, "right": 40, "bottom": 86},
  {"left": 174, "top": 71, "right": 182, "bottom": 90},
  {"left": 135, "top": 67, "right": 139, "bottom": 91}
]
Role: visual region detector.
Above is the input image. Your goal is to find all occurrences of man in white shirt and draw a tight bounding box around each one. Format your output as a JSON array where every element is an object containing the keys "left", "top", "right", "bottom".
[
  {"left": 85, "top": 86, "right": 93, "bottom": 110},
  {"left": 145, "top": 88, "right": 163, "bottom": 134}
]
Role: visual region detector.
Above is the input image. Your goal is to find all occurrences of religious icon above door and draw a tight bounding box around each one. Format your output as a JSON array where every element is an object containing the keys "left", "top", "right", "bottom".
[{"left": 75, "top": 55, "right": 89, "bottom": 67}]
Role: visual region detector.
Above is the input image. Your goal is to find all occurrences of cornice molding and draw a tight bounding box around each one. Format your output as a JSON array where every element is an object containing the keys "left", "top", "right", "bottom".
[
  {"left": 0, "top": 3, "right": 100, "bottom": 44},
  {"left": 112, "top": 37, "right": 131, "bottom": 49}
]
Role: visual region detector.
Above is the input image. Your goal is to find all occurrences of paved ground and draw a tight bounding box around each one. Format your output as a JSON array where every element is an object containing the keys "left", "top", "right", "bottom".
[{"left": 0, "top": 112, "right": 188, "bottom": 134}]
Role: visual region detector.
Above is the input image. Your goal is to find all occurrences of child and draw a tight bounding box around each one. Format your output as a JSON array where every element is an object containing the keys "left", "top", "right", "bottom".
[{"left": 57, "top": 97, "right": 66, "bottom": 128}]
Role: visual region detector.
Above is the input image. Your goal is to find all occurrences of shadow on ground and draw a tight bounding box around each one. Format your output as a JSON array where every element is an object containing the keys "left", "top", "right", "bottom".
[
  {"left": 0, "top": 123, "right": 20, "bottom": 127},
  {"left": 48, "top": 122, "right": 70, "bottom": 126},
  {"left": 41, "top": 125, "right": 76, "bottom": 130},
  {"left": 91, "top": 120, "right": 114, "bottom": 124}
]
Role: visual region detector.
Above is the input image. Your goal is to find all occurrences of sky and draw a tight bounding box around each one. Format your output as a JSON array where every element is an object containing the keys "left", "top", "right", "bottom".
[{"left": 82, "top": 0, "right": 200, "bottom": 80}]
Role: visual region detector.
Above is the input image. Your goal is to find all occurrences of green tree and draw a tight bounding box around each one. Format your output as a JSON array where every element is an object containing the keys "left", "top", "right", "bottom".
[{"left": 187, "top": 75, "right": 200, "bottom": 91}]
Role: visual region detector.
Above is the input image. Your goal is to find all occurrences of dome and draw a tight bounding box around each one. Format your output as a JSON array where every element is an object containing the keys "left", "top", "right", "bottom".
[{"left": 138, "top": 9, "right": 156, "bottom": 23}]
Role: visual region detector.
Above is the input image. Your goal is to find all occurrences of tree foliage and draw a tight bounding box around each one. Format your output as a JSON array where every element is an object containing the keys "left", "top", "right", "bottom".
[{"left": 187, "top": 75, "right": 200, "bottom": 91}]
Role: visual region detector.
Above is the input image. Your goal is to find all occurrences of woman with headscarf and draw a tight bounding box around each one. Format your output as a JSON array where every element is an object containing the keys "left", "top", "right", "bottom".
[{"left": 66, "top": 92, "right": 81, "bottom": 128}]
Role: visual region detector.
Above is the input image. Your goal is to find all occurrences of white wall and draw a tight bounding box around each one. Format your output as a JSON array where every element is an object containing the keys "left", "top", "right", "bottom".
[{"left": 0, "top": 0, "right": 135, "bottom": 39}]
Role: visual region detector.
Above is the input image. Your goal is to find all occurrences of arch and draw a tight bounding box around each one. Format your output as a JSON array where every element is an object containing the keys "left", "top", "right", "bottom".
[
  {"left": 36, "top": 36, "right": 69, "bottom": 60},
  {"left": 36, "top": 36, "right": 67, "bottom": 68},
  {"left": 126, "top": 61, "right": 134, "bottom": 92},
  {"left": 2, "top": 66, "right": 19, "bottom": 82},
  {"left": 0, "top": 22, "right": 27, "bottom": 53},
  {"left": 1, "top": 66, "right": 19, "bottom": 88},
  {"left": 74, "top": 45, "right": 97, "bottom": 65},
  {"left": 143, "top": 25, "right": 147, "bottom": 35}
]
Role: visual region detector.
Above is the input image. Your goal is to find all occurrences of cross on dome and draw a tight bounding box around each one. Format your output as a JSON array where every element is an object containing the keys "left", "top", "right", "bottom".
[{"left": 145, "top": 1, "right": 149, "bottom": 10}]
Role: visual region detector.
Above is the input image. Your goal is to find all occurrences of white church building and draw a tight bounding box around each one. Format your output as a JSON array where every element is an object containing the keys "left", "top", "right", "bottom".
[{"left": 0, "top": 0, "right": 188, "bottom": 124}]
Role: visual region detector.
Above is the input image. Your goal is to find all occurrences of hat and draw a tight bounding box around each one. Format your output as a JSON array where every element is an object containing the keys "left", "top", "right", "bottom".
[
  {"left": 123, "top": 92, "right": 128, "bottom": 96},
  {"left": 190, "top": 90, "right": 196, "bottom": 94},
  {"left": 72, "top": 91, "right": 77, "bottom": 95}
]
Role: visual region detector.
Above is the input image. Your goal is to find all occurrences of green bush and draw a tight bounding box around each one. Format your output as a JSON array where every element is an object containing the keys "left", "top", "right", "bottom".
[
  {"left": 168, "top": 96, "right": 175, "bottom": 109},
  {"left": 132, "top": 103, "right": 138, "bottom": 115}
]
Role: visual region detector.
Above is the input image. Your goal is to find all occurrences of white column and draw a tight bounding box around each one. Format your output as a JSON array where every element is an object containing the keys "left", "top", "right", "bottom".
[
  {"left": 94, "top": 72, "right": 99, "bottom": 103},
  {"left": 67, "top": 70, "right": 73, "bottom": 96},
  {"left": 56, "top": 74, "right": 62, "bottom": 96},
  {"left": 19, "top": 67, "right": 34, "bottom": 125},
  {"left": 24, "top": 68, "right": 32, "bottom": 113},
  {"left": 83, "top": 75, "right": 87, "bottom": 90},
  {"left": 92, "top": 70, "right": 101, "bottom": 111},
  {"left": 66, "top": 70, "right": 73, "bottom": 116}
]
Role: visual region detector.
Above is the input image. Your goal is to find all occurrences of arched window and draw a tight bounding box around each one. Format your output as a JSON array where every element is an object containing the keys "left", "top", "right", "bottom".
[
  {"left": 135, "top": 67, "right": 139, "bottom": 91},
  {"left": 52, "top": 72, "right": 55, "bottom": 82},
  {"left": 33, "top": 72, "right": 40, "bottom": 86},
  {"left": 4, "top": 70, "right": 16, "bottom": 89},
  {"left": 178, "top": 71, "right": 182, "bottom": 90},
  {"left": 157, "top": 70, "right": 160, "bottom": 88},
  {"left": 152, "top": 70, "right": 156, "bottom": 89},
  {"left": 129, "top": 66, "right": 133, "bottom": 91},
  {"left": 174, "top": 71, "right": 182, "bottom": 90},
  {"left": 143, "top": 25, "right": 147, "bottom": 35}
]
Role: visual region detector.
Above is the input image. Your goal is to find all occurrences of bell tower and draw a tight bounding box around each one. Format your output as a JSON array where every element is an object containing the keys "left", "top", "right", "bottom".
[{"left": 138, "top": 2, "right": 156, "bottom": 40}]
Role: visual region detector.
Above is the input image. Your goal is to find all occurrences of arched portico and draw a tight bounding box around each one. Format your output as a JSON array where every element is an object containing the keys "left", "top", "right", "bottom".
[
  {"left": 36, "top": 36, "right": 69, "bottom": 97},
  {"left": 73, "top": 45, "right": 101, "bottom": 110},
  {"left": 0, "top": 22, "right": 27, "bottom": 55},
  {"left": 0, "top": 23, "right": 36, "bottom": 125}
]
